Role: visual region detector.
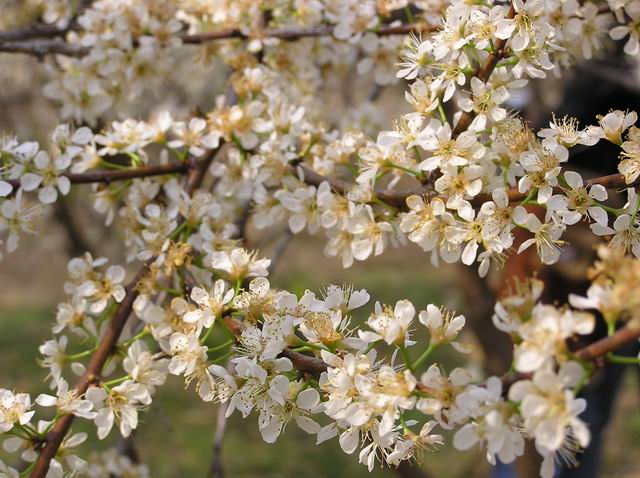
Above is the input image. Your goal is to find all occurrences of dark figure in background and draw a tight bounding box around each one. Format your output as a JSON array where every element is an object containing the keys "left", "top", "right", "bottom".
[
  {"left": 544, "top": 55, "right": 640, "bottom": 478},
  {"left": 494, "top": 50, "right": 640, "bottom": 478}
]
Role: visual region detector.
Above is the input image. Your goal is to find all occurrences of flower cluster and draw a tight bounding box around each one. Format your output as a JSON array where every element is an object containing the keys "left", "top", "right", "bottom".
[
  {"left": 3, "top": 245, "right": 640, "bottom": 477},
  {"left": 3, "top": 0, "right": 640, "bottom": 476},
  {"left": 3, "top": 0, "right": 640, "bottom": 274}
]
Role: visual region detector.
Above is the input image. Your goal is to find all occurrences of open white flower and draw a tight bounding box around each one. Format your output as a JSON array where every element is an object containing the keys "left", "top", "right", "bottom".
[
  {"left": 39, "top": 336, "right": 68, "bottom": 386},
  {"left": 419, "top": 304, "right": 468, "bottom": 352},
  {"left": 547, "top": 171, "right": 608, "bottom": 226},
  {"left": 397, "top": 34, "right": 432, "bottom": 80},
  {"left": 454, "top": 377, "right": 525, "bottom": 465},
  {"left": 122, "top": 341, "right": 169, "bottom": 393},
  {"left": 495, "top": 0, "right": 552, "bottom": 51},
  {"left": 185, "top": 279, "right": 234, "bottom": 328},
  {"left": 457, "top": 78, "right": 509, "bottom": 131},
  {"left": 210, "top": 248, "right": 270, "bottom": 281},
  {"left": 610, "top": 2, "right": 640, "bottom": 56},
  {"left": 509, "top": 362, "right": 590, "bottom": 478},
  {"left": 538, "top": 114, "right": 599, "bottom": 149},
  {"left": 591, "top": 212, "right": 640, "bottom": 257},
  {"left": 586, "top": 109, "right": 637, "bottom": 145},
  {"left": 417, "top": 365, "right": 472, "bottom": 429},
  {"left": 0, "top": 189, "right": 42, "bottom": 253},
  {"left": 36, "top": 378, "right": 96, "bottom": 419},
  {"left": 513, "top": 304, "right": 594, "bottom": 373},
  {"left": 619, "top": 126, "right": 640, "bottom": 184},
  {"left": 416, "top": 121, "right": 485, "bottom": 172},
  {"left": 86, "top": 381, "right": 151, "bottom": 439},
  {"left": 259, "top": 375, "right": 322, "bottom": 443},
  {"left": 0, "top": 389, "right": 34, "bottom": 432},
  {"left": 387, "top": 420, "right": 444, "bottom": 466},
  {"left": 167, "top": 117, "right": 209, "bottom": 157},
  {"left": 360, "top": 300, "right": 415, "bottom": 345},
  {"left": 518, "top": 143, "right": 568, "bottom": 204},
  {"left": 513, "top": 207, "right": 566, "bottom": 264},
  {"left": 78, "top": 265, "right": 126, "bottom": 314}
]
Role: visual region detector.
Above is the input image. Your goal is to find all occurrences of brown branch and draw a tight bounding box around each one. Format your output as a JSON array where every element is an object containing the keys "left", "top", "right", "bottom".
[
  {"left": 575, "top": 323, "right": 640, "bottom": 360},
  {"left": 181, "top": 23, "right": 430, "bottom": 44},
  {"left": 0, "top": 23, "right": 68, "bottom": 43},
  {"left": 298, "top": 165, "right": 430, "bottom": 210},
  {"left": 298, "top": 163, "right": 639, "bottom": 211},
  {"left": 223, "top": 315, "right": 328, "bottom": 377},
  {"left": 30, "top": 262, "right": 152, "bottom": 478},
  {"left": 0, "top": 1, "right": 93, "bottom": 57},
  {"left": 266, "top": 230, "right": 293, "bottom": 275},
  {"left": 29, "top": 150, "right": 220, "bottom": 478},
  {"left": 226, "top": 316, "right": 640, "bottom": 384},
  {"left": 452, "top": 3, "right": 517, "bottom": 136},
  {"left": 500, "top": 322, "right": 640, "bottom": 390},
  {"left": 494, "top": 172, "right": 640, "bottom": 205},
  {"left": 5, "top": 161, "right": 633, "bottom": 213},
  {"left": 208, "top": 375, "right": 231, "bottom": 478},
  {"left": 0, "top": 22, "right": 429, "bottom": 58},
  {"left": 0, "top": 39, "right": 87, "bottom": 57},
  {"left": 5, "top": 162, "right": 189, "bottom": 191},
  {"left": 280, "top": 348, "right": 329, "bottom": 378},
  {"left": 0, "top": 0, "right": 92, "bottom": 43}
]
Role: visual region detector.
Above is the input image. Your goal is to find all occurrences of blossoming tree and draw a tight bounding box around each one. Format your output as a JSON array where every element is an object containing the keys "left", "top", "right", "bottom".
[{"left": 1, "top": 0, "right": 640, "bottom": 477}]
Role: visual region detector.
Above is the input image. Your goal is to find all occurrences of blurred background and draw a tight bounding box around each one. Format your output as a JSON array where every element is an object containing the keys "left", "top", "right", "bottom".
[{"left": 1, "top": 2, "right": 640, "bottom": 477}]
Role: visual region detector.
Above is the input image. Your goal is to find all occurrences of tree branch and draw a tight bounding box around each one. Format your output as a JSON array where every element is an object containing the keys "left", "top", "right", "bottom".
[
  {"left": 30, "top": 262, "right": 152, "bottom": 478},
  {"left": 492, "top": 172, "right": 640, "bottom": 205},
  {"left": 0, "top": 22, "right": 430, "bottom": 58},
  {"left": 208, "top": 382, "right": 230, "bottom": 478},
  {"left": 298, "top": 164, "right": 430, "bottom": 210},
  {"left": 0, "top": 39, "right": 87, "bottom": 57},
  {"left": 0, "top": 23, "right": 68, "bottom": 42},
  {"left": 298, "top": 164, "right": 639, "bottom": 211},
  {"left": 29, "top": 150, "right": 220, "bottom": 478},
  {"left": 5, "top": 162, "right": 190, "bottom": 191},
  {"left": 452, "top": 3, "right": 517, "bottom": 136},
  {"left": 52, "top": 199, "right": 93, "bottom": 257},
  {"left": 266, "top": 230, "right": 293, "bottom": 275},
  {"left": 225, "top": 317, "right": 640, "bottom": 384},
  {"left": 575, "top": 323, "right": 640, "bottom": 360},
  {"left": 181, "top": 23, "right": 430, "bottom": 44}
]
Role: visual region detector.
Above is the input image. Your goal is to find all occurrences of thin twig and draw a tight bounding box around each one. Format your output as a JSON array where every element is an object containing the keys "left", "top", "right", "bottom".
[
  {"left": 267, "top": 229, "right": 293, "bottom": 275},
  {"left": 225, "top": 317, "right": 640, "bottom": 385},
  {"left": 5, "top": 162, "right": 189, "bottom": 191},
  {"left": 208, "top": 365, "right": 231, "bottom": 478},
  {"left": 493, "top": 172, "right": 639, "bottom": 205},
  {"left": 452, "top": 3, "right": 517, "bottom": 136},
  {"left": 182, "top": 23, "right": 429, "bottom": 43},
  {"left": 0, "top": 39, "right": 87, "bottom": 57},
  {"left": 0, "top": 23, "right": 68, "bottom": 42},
  {"left": 299, "top": 164, "right": 638, "bottom": 211},
  {"left": 30, "top": 262, "right": 152, "bottom": 478},
  {"left": 575, "top": 324, "right": 640, "bottom": 360},
  {"left": 298, "top": 164, "right": 431, "bottom": 209},
  {"left": 0, "top": 22, "right": 430, "bottom": 58},
  {"left": 0, "top": 0, "right": 91, "bottom": 43},
  {"left": 52, "top": 199, "right": 93, "bottom": 257}
]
